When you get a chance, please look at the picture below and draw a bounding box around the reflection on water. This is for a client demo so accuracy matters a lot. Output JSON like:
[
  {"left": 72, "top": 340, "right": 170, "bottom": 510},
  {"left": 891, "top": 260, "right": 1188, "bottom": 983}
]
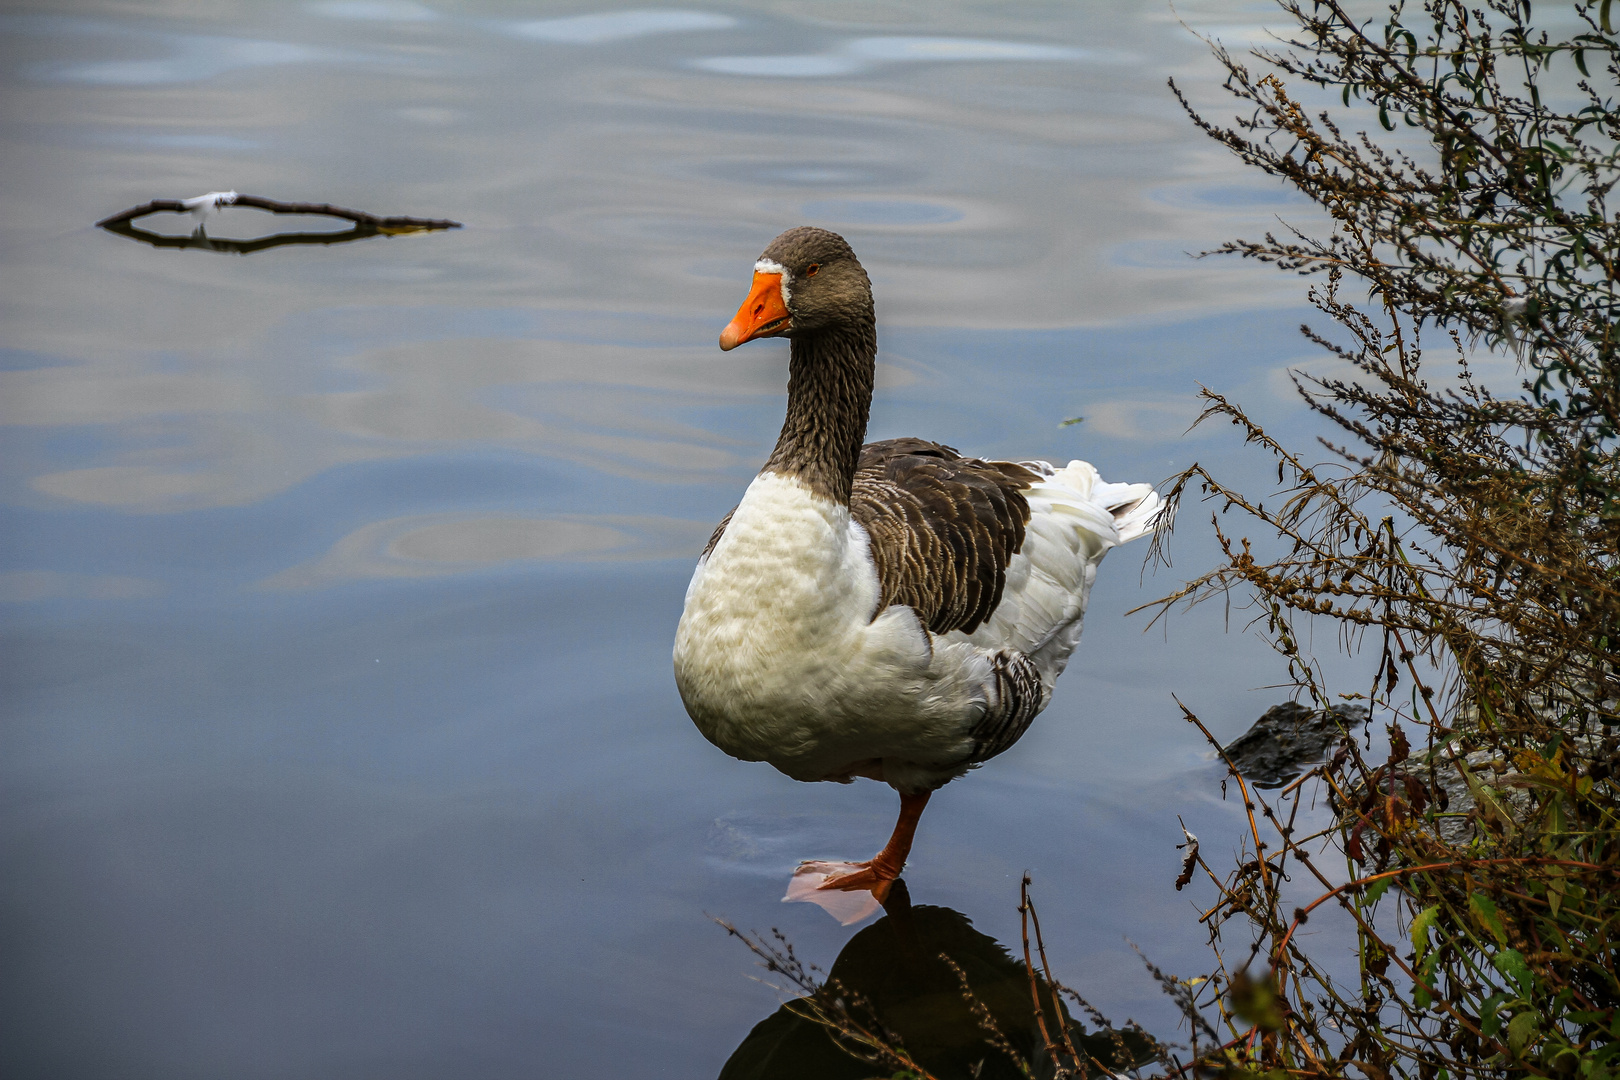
[
  {"left": 308, "top": 1, "right": 442, "bottom": 21},
  {"left": 503, "top": 9, "right": 738, "bottom": 43},
  {"left": 262, "top": 511, "right": 712, "bottom": 588},
  {"left": 7, "top": 16, "right": 354, "bottom": 86},
  {"left": 100, "top": 217, "right": 436, "bottom": 254},
  {"left": 721, "top": 881, "right": 1156, "bottom": 1079},
  {"left": 801, "top": 198, "right": 966, "bottom": 226},
  {"left": 691, "top": 35, "right": 1105, "bottom": 78}
]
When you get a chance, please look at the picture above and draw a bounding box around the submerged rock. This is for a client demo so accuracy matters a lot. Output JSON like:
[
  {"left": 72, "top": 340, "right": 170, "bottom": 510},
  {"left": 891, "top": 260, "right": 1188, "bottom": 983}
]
[{"left": 1222, "top": 702, "right": 1368, "bottom": 789}]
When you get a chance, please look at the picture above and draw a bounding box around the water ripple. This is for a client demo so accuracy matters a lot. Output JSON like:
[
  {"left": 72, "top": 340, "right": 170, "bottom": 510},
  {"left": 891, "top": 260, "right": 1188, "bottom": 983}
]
[
  {"left": 503, "top": 10, "right": 737, "bottom": 44},
  {"left": 28, "top": 33, "right": 352, "bottom": 86},
  {"left": 692, "top": 35, "right": 1109, "bottom": 78}
]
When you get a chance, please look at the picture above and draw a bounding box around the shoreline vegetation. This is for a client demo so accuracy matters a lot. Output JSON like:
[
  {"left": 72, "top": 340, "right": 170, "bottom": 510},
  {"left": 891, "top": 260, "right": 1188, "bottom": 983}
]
[{"left": 724, "top": 1, "right": 1619, "bottom": 1075}]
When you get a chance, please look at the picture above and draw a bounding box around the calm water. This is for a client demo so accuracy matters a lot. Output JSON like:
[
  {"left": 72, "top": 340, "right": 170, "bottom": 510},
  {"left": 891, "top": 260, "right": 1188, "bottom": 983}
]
[{"left": 3, "top": 3, "right": 1362, "bottom": 1076}]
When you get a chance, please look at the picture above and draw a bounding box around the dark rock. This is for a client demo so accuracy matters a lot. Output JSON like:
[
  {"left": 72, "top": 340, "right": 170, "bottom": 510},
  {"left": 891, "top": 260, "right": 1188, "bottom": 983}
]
[{"left": 1222, "top": 702, "right": 1368, "bottom": 789}]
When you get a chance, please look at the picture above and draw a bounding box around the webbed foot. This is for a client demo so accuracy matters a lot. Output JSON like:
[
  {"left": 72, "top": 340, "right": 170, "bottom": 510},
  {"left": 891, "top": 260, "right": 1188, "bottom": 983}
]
[{"left": 783, "top": 860, "right": 892, "bottom": 924}]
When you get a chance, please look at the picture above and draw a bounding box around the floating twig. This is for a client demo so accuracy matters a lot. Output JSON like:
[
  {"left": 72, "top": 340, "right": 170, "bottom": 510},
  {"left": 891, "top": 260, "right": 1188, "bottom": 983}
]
[{"left": 95, "top": 191, "right": 460, "bottom": 231}]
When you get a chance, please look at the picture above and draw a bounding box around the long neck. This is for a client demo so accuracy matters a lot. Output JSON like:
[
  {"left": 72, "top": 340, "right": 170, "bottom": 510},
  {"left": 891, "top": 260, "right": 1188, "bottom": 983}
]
[{"left": 761, "top": 322, "right": 876, "bottom": 506}]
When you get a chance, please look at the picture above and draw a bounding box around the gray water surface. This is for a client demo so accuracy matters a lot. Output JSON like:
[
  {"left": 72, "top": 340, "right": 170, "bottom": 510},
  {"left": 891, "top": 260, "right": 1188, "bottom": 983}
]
[{"left": 3, "top": 3, "right": 1359, "bottom": 1076}]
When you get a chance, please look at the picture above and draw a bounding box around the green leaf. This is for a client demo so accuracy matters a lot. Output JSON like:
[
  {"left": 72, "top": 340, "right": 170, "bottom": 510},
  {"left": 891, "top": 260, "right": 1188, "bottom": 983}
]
[
  {"left": 1481, "top": 992, "right": 1510, "bottom": 1038},
  {"left": 1471, "top": 891, "right": 1508, "bottom": 944},
  {"left": 1411, "top": 903, "right": 1441, "bottom": 962},
  {"left": 1605, "top": 0, "right": 1616, "bottom": 34},
  {"left": 1379, "top": 103, "right": 1395, "bottom": 131},
  {"left": 1413, "top": 953, "right": 1440, "bottom": 1008},
  {"left": 1494, "top": 949, "right": 1535, "bottom": 997},
  {"left": 1364, "top": 874, "right": 1393, "bottom": 906},
  {"left": 1507, "top": 1010, "right": 1539, "bottom": 1054}
]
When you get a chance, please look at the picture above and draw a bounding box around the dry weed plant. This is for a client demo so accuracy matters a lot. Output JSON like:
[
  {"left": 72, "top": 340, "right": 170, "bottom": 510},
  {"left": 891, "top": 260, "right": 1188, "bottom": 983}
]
[{"left": 1144, "top": 0, "right": 1620, "bottom": 1074}]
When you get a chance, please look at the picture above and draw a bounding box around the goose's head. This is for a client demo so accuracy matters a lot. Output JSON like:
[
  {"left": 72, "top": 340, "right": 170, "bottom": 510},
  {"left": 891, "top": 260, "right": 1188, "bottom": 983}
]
[{"left": 719, "top": 226, "right": 873, "bottom": 350}]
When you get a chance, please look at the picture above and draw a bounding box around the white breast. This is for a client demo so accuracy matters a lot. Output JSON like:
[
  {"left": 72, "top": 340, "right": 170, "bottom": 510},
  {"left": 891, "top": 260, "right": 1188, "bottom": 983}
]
[{"left": 673, "top": 472, "right": 985, "bottom": 782}]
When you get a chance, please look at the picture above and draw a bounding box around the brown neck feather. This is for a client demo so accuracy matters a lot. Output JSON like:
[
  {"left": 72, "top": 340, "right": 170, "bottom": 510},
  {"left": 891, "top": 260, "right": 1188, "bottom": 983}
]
[{"left": 761, "top": 322, "right": 876, "bottom": 505}]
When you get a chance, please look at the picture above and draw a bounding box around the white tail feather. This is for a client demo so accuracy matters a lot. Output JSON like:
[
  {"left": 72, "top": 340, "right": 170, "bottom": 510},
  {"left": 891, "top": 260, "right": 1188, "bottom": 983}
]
[{"left": 1108, "top": 488, "right": 1164, "bottom": 544}]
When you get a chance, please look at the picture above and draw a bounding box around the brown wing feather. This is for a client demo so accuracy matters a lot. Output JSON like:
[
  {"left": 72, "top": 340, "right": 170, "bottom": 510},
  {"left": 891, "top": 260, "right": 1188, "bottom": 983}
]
[{"left": 851, "top": 437, "right": 1038, "bottom": 635}]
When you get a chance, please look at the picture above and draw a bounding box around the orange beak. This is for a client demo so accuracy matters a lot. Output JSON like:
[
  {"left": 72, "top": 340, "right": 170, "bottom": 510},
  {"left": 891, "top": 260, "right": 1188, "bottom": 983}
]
[{"left": 719, "top": 272, "right": 791, "bottom": 351}]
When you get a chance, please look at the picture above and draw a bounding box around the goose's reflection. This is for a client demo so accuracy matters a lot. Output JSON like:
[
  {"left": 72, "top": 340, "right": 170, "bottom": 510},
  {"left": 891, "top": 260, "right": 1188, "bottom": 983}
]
[
  {"left": 721, "top": 880, "right": 1153, "bottom": 1079},
  {"left": 99, "top": 218, "right": 442, "bottom": 254}
]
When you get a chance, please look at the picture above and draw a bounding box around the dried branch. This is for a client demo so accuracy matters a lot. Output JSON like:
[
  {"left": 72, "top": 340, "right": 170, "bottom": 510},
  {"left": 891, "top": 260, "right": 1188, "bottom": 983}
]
[{"left": 95, "top": 192, "right": 460, "bottom": 231}]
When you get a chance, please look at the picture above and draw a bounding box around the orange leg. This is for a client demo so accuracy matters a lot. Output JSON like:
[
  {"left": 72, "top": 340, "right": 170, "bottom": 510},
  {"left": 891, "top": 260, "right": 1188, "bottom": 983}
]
[
  {"left": 817, "top": 789, "right": 932, "bottom": 892},
  {"left": 784, "top": 790, "right": 934, "bottom": 923}
]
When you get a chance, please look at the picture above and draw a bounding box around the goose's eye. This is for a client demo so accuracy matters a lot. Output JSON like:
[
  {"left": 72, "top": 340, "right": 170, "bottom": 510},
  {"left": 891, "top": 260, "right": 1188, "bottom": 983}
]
[{"left": 805, "top": 264, "right": 819, "bottom": 277}]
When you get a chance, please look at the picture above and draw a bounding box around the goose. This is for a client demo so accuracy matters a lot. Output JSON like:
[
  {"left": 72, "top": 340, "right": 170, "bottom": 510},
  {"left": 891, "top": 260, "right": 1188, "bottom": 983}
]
[{"left": 674, "top": 227, "right": 1162, "bottom": 921}]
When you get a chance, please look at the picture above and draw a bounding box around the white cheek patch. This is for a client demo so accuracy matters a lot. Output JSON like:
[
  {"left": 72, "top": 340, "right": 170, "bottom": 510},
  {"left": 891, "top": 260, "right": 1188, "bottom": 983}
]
[{"left": 755, "top": 258, "right": 792, "bottom": 306}]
